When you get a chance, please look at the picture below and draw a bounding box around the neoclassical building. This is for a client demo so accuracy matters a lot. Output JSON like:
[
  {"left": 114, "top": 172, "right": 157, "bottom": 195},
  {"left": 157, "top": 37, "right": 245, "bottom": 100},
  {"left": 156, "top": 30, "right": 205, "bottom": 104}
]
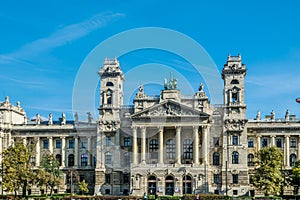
[{"left": 0, "top": 55, "right": 299, "bottom": 197}]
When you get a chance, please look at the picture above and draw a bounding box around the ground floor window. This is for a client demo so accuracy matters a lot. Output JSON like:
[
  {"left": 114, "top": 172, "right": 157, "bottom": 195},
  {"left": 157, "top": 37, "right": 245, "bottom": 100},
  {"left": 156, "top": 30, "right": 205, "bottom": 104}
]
[
  {"left": 148, "top": 175, "right": 157, "bottom": 194},
  {"left": 165, "top": 175, "right": 174, "bottom": 196},
  {"left": 182, "top": 175, "right": 192, "bottom": 194}
]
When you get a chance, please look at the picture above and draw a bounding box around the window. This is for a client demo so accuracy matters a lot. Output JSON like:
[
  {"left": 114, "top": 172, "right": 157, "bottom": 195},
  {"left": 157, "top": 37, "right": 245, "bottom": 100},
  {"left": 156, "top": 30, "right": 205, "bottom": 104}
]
[
  {"left": 232, "top": 135, "right": 239, "bottom": 145},
  {"left": 232, "top": 174, "right": 238, "bottom": 184},
  {"left": 30, "top": 156, "right": 36, "bottom": 166},
  {"left": 248, "top": 139, "right": 254, "bottom": 148},
  {"left": 81, "top": 154, "right": 88, "bottom": 166},
  {"left": 105, "top": 152, "right": 112, "bottom": 164},
  {"left": 290, "top": 154, "right": 297, "bottom": 167},
  {"left": 124, "top": 153, "right": 130, "bottom": 166},
  {"left": 231, "top": 79, "right": 239, "bottom": 84},
  {"left": 81, "top": 140, "right": 87, "bottom": 149},
  {"left": 123, "top": 174, "right": 130, "bottom": 183},
  {"left": 166, "top": 139, "right": 176, "bottom": 159},
  {"left": 105, "top": 174, "right": 111, "bottom": 184},
  {"left": 68, "top": 154, "right": 74, "bottom": 167},
  {"left": 106, "top": 82, "right": 114, "bottom": 86},
  {"left": 150, "top": 139, "right": 158, "bottom": 159},
  {"left": 248, "top": 154, "right": 254, "bottom": 166},
  {"left": 124, "top": 137, "right": 131, "bottom": 147},
  {"left": 106, "top": 136, "right": 111, "bottom": 146},
  {"left": 213, "top": 137, "right": 219, "bottom": 147},
  {"left": 183, "top": 139, "right": 193, "bottom": 159},
  {"left": 262, "top": 138, "right": 268, "bottom": 147},
  {"left": 55, "top": 139, "right": 61, "bottom": 149},
  {"left": 106, "top": 89, "right": 112, "bottom": 105},
  {"left": 213, "top": 174, "right": 219, "bottom": 184},
  {"left": 232, "top": 151, "right": 239, "bottom": 164},
  {"left": 233, "top": 190, "right": 238, "bottom": 196},
  {"left": 93, "top": 156, "right": 96, "bottom": 167},
  {"left": 276, "top": 138, "right": 283, "bottom": 148},
  {"left": 69, "top": 139, "right": 74, "bottom": 149},
  {"left": 291, "top": 139, "right": 297, "bottom": 148},
  {"left": 232, "top": 91, "right": 238, "bottom": 102},
  {"left": 214, "top": 190, "right": 219, "bottom": 194},
  {"left": 213, "top": 152, "right": 220, "bottom": 165},
  {"left": 43, "top": 139, "right": 49, "bottom": 149},
  {"left": 56, "top": 154, "right": 62, "bottom": 166}
]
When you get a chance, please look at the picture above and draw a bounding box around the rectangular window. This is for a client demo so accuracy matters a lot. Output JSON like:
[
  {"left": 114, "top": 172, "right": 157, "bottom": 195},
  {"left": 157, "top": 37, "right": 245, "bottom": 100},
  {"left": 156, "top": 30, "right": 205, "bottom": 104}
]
[
  {"left": 232, "top": 135, "right": 238, "bottom": 145},
  {"left": 262, "top": 138, "right": 268, "bottom": 147},
  {"left": 43, "top": 139, "right": 49, "bottom": 149},
  {"left": 69, "top": 139, "right": 74, "bottom": 149},
  {"left": 124, "top": 137, "right": 131, "bottom": 147},
  {"left": 248, "top": 139, "right": 254, "bottom": 148},
  {"left": 123, "top": 174, "right": 130, "bottom": 183},
  {"left": 81, "top": 139, "right": 87, "bottom": 148},
  {"left": 106, "top": 136, "right": 111, "bottom": 146},
  {"left": 233, "top": 190, "right": 238, "bottom": 196},
  {"left": 232, "top": 174, "right": 238, "bottom": 184},
  {"left": 213, "top": 174, "right": 219, "bottom": 184},
  {"left": 55, "top": 139, "right": 62, "bottom": 149},
  {"left": 291, "top": 139, "right": 297, "bottom": 148},
  {"left": 105, "top": 174, "right": 111, "bottom": 184},
  {"left": 276, "top": 138, "right": 282, "bottom": 148},
  {"left": 213, "top": 137, "right": 219, "bottom": 147}
]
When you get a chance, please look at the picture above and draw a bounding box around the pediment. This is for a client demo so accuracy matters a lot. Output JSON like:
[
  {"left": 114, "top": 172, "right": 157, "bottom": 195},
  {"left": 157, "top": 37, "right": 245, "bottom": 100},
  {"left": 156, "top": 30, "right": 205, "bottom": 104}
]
[{"left": 131, "top": 100, "right": 209, "bottom": 119}]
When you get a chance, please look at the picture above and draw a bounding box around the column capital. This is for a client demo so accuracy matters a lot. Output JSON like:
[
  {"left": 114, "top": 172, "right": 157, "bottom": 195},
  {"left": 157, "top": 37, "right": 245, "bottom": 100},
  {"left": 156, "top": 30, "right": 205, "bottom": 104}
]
[
  {"left": 157, "top": 126, "right": 163, "bottom": 132},
  {"left": 131, "top": 126, "right": 137, "bottom": 130},
  {"left": 60, "top": 136, "right": 66, "bottom": 139},
  {"left": 175, "top": 126, "right": 181, "bottom": 132},
  {"left": 285, "top": 135, "right": 290, "bottom": 138},
  {"left": 270, "top": 135, "right": 276, "bottom": 138}
]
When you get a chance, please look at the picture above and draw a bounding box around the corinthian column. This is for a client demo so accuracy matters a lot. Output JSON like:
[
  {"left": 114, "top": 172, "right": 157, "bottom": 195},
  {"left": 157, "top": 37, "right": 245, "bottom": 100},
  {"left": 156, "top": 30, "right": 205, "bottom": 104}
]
[
  {"left": 175, "top": 126, "right": 181, "bottom": 165},
  {"left": 48, "top": 137, "right": 53, "bottom": 154},
  {"left": 202, "top": 126, "right": 208, "bottom": 163},
  {"left": 132, "top": 127, "right": 138, "bottom": 165},
  {"left": 193, "top": 126, "right": 199, "bottom": 165},
  {"left": 74, "top": 137, "right": 79, "bottom": 167},
  {"left": 35, "top": 137, "right": 40, "bottom": 167},
  {"left": 158, "top": 127, "right": 164, "bottom": 165},
  {"left": 285, "top": 135, "right": 290, "bottom": 167},
  {"left": 61, "top": 137, "right": 66, "bottom": 167},
  {"left": 141, "top": 127, "right": 146, "bottom": 164}
]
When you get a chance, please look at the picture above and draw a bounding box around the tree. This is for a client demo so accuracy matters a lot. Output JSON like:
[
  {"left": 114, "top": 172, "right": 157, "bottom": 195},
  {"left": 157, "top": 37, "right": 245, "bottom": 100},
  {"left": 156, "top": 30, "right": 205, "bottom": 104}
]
[
  {"left": 292, "top": 160, "right": 300, "bottom": 194},
  {"left": 78, "top": 180, "right": 89, "bottom": 195},
  {"left": 37, "top": 153, "right": 62, "bottom": 197},
  {"left": 252, "top": 146, "right": 284, "bottom": 196},
  {"left": 1, "top": 142, "right": 37, "bottom": 197}
]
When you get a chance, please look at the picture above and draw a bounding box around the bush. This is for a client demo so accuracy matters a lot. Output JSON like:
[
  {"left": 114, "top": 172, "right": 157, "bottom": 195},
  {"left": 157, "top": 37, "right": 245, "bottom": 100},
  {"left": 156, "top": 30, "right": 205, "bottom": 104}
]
[{"left": 182, "top": 194, "right": 229, "bottom": 200}]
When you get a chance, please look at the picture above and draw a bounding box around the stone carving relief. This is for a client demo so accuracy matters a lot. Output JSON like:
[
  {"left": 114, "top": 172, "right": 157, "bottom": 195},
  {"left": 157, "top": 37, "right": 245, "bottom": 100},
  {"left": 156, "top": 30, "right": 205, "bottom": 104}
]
[
  {"left": 224, "top": 119, "right": 247, "bottom": 131},
  {"left": 100, "top": 120, "right": 120, "bottom": 131}
]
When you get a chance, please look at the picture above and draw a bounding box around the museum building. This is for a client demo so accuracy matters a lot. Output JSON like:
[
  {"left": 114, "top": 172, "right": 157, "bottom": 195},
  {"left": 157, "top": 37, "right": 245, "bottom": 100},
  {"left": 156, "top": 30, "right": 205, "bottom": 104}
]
[{"left": 0, "top": 55, "right": 299, "bottom": 196}]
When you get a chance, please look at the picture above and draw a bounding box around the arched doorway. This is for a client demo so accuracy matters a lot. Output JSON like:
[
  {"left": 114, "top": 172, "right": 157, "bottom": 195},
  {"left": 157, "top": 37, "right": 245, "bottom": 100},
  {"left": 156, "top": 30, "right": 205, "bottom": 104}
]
[
  {"left": 147, "top": 175, "right": 157, "bottom": 194},
  {"left": 165, "top": 175, "right": 174, "bottom": 195},
  {"left": 183, "top": 175, "right": 192, "bottom": 194}
]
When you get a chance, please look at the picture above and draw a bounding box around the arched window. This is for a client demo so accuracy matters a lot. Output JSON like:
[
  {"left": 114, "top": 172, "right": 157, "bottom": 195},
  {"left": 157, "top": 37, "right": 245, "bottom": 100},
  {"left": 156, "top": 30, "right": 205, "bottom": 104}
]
[
  {"left": 183, "top": 175, "right": 192, "bottom": 194},
  {"left": 106, "top": 82, "right": 114, "bottom": 86},
  {"left": 107, "top": 89, "right": 112, "bottom": 105},
  {"left": 68, "top": 154, "right": 74, "bottom": 167},
  {"left": 56, "top": 154, "right": 62, "bottom": 166},
  {"left": 248, "top": 154, "right": 254, "bottom": 166},
  {"left": 231, "top": 79, "right": 239, "bottom": 84},
  {"left": 213, "top": 152, "right": 220, "bottom": 165},
  {"left": 81, "top": 154, "right": 88, "bottom": 166},
  {"left": 149, "top": 139, "right": 158, "bottom": 159},
  {"left": 105, "top": 152, "right": 112, "bottom": 164},
  {"left": 166, "top": 139, "right": 175, "bottom": 159},
  {"left": 232, "top": 151, "right": 239, "bottom": 164},
  {"left": 290, "top": 154, "right": 297, "bottom": 167},
  {"left": 183, "top": 139, "right": 193, "bottom": 160},
  {"left": 165, "top": 176, "right": 174, "bottom": 196},
  {"left": 148, "top": 176, "right": 157, "bottom": 194}
]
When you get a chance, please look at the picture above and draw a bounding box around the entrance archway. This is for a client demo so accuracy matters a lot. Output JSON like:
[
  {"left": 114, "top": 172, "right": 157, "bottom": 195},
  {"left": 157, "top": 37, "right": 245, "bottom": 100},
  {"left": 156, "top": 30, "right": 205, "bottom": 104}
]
[
  {"left": 165, "top": 175, "right": 174, "bottom": 195},
  {"left": 148, "top": 175, "right": 157, "bottom": 194},
  {"left": 183, "top": 175, "right": 192, "bottom": 194}
]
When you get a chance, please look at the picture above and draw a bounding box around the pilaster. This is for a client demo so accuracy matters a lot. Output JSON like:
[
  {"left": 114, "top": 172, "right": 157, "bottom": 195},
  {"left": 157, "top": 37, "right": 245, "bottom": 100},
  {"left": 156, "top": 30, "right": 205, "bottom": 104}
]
[
  {"left": 193, "top": 126, "right": 199, "bottom": 165},
  {"left": 175, "top": 126, "right": 181, "bottom": 165},
  {"left": 132, "top": 127, "right": 138, "bottom": 165}
]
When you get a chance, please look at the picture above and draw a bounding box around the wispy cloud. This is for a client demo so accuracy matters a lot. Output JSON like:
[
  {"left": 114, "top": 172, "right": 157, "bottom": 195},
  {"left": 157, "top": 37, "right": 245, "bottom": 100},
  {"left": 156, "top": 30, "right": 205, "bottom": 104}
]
[{"left": 0, "top": 12, "right": 124, "bottom": 64}]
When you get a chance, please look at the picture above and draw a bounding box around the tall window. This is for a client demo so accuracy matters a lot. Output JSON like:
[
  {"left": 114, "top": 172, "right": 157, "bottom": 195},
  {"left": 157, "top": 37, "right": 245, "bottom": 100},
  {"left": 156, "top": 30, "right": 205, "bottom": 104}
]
[
  {"left": 290, "top": 154, "right": 297, "bottom": 167},
  {"left": 248, "top": 139, "right": 254, "bottom": 148},
  {"left": 232, "top": 135, "right": 239, "bottom": 145},
  {"left": 81, "top": 140, "right": 87, "bottom": 149},
  {"left": 106, "top": 136, "right": 111, "bottom": 146},
  {"left": 166, "top": 139, "right": 175, "bottom": 159},
  {"left": 81, "top": 154, "right": 88, "bottom": 166},
  {"left": 276, "top": 138, "right": 283, "bottom": 148},
  {"left": 213, "top": 137, "right": 219, "bottom": 147},
  {"left": 124, "top": 153, "right": 130, "bottom": 166},
  {"left": 213, "top": 174, "right": 219, "bottom": 184},
  {"left": 105, "top": 152, "right": 112, "bottom": 164},
  {"left": 248, "top": 154, "right": 254, "bottom": 166},
  {"left": 124, "top": 137, "right": 131, "bottom": 147},
  {"left": 150, "top": 139, "right": 158, "bottom": 159},
  {"left": 213, "top": 152, "right": 220, "bottom": 165},
  {"left": 55, "top": 139, "right": 62, "bottom": 149},
  {"left": 232, "top": 174, "right": 238, "bottom": 184},
  {"left": 232, "top": 151, "right": 239, "bottom": 164},
  {"left": 43, "top": 139, "right": 49, "bottom": 149},
  {"left": 291, "top": 139, "right": 297, "bottom": 148},
  {"left": 105, "top": 174, "right": 111, "bottom": 184},
  {"left": 183, "top": 139, "right": 193, "bottom": 159},
  {"left": 68, "top": 154, "right": 74, "bottom": 167},
  {"left": 56, "top": 154, "right": 62, "bottom": 166},
  {"left": 69, "top": 139, "right": 75, "bottom": 149},
  {"left": 262, "top": 138, "right": 268, "bottom": 147}
]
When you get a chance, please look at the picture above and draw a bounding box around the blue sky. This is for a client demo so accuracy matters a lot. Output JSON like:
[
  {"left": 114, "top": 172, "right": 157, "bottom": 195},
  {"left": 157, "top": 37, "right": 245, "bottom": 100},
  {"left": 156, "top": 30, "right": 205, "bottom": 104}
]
[{"left": 0, "top": 0, "right": 300, "bottom": 120}]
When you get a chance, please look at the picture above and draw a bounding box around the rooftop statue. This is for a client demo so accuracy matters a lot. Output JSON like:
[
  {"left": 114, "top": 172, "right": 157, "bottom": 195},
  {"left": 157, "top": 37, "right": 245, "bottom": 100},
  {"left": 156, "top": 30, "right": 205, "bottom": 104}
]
[{"left": 164, "top": 72, "right": 177, "bottom": 90}]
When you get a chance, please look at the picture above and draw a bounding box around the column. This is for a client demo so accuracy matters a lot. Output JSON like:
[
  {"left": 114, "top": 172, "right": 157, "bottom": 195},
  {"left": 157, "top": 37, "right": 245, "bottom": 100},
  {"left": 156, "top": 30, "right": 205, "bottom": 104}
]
[
  {"left": 158, "top": 127, "right": 164, "bottom": 165},
  {"left": 132, "top": 127, "right": 138, "bottom": 165},
  {"left": 49, "top": 137, "right": 53, "bottom": 154},
  {"left": 74, "top": 137, "right": 79, "bottom": 167},
  {"left": 88, "top": 136, "right": 92, "bottom": 166},
  {"left": 22, "top": 137, "right": 27, "bottom": 146},
  {"left": 256, "top": 135, "right": 261, "bottom": 151},
  {"left": 61, "top": 137, "right": 66, "bottom": 167},
  {"left": 285, "top": 135, "right": 290, "bottom": 167},
  {"left": 35, "top": 137, "right": 40, "bottom": 167},
  {"left": 271, "top": 135, "right": 276, "bottom": 147},
  {"left": 193, "top": 126, "right": 199, "bottom": 165},
  {"left": 141, "top": 127, "right": 146, "bottom": 163},
  {"left": 202, "top": 126, "right": 208, "bottom": 163},
  {"left": 175, "top": 126, "right": 181, "bottom": 165},
  {"left": 0, "top": 133, "right": 3, "bottom": 163},
  {"left": 298, "top": 136, "right": 300, "bottom": 160}
]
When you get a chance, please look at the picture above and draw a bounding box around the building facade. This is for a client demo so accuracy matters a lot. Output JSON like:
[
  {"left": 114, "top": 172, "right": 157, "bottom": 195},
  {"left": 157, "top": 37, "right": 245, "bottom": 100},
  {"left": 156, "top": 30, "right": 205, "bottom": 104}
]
[{"left": 0, "top": 55, "right": 299, "bottom": 196}]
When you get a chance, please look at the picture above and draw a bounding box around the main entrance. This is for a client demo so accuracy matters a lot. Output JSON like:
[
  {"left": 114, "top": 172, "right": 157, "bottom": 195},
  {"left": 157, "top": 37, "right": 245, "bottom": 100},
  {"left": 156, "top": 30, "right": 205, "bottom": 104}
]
[{"left": 165, "top": 176, "right": 174, "bottom": 195}]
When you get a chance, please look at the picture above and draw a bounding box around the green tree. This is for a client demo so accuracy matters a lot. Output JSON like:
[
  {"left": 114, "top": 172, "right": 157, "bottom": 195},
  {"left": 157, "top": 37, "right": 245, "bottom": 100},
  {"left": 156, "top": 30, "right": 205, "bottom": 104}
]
[
  {"left": 1, "top": 142, "right": 37, "bottom": 197},
  {"left": 292, "top": 160, "right": 300, "bottom": 193},
  {"left": 38, "top": 153, "right": 62, "bottom": 197},
  {"left": 78, "top": 180, "right": 89, "bottom": 195},
  {"left": 252, "top": 146, "right": 284, "bottom": 196}
]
